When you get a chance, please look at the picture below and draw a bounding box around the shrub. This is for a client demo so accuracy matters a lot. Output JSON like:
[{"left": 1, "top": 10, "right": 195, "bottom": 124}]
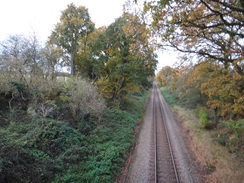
[
  {"left": 0, "top": 118, "right": 87, "bottom": 183},
  {"left": 52, "top": 92, "right": 148, "bottom": 182},
  {"left": 198, "top": 106, "right": 214, "bottom": 129},
  {"left": 0, "top": 72, "right": 148, "bottom": 182},
  {"left": 59, "top": 77, "right": 105, "bottom": 128},
  {"left": 220, "top": 119, "right": 244, "bottom": 138},
  {"left": 213, "top": 132, "right": 228, "bottom": 146},
  {"left": 160, "top": 87, "right": 179, "bottom": 105},
  {"left": 220, "top": 119, "right": 244, "bottom": 154}
]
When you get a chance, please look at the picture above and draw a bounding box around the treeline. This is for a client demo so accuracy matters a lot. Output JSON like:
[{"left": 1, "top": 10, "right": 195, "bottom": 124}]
[
  {"left": 153, "top": 0, "right": 243, "bottom": 156},
  {"left": 0, "top": 3, "right": 156, "bottom": 182},
  {"left": 0, "top": 3, "right": 157, "bottom": 108},
  {"left": 156, "top": 63, "right": 243, "bottom": 121},
  {"left": 156, "top": 61, "right": 244, "bottom": 159}
]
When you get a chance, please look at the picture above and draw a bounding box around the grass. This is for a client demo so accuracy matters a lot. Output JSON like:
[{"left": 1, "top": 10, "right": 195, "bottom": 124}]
[
  {"left": 160, "top": 87, "right": 243, "bottom": 183},
  {"left": 173, "top": 105, "right": 244, "bottom": 183}
]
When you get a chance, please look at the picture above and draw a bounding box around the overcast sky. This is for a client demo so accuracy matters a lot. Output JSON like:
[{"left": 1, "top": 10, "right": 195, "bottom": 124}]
[
  {"left": 0, "top": 0, "right": 126, "bottom": 42},
  {"left": 0, "top": 0, "right": 176, "bottom": 70}
]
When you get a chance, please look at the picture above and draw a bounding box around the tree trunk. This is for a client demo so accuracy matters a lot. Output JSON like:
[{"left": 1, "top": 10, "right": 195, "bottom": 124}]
[
  {"left": 71, "top": 52, "right": 75, "bottom": 75},
  {"left": 214, "top": 108, "right": 218, "bottom": 124}
]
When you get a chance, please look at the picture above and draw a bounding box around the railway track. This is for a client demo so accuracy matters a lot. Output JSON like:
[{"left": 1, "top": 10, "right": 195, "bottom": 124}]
[{"left": 152, "top": 84, "right": 180, "bottom": 183}]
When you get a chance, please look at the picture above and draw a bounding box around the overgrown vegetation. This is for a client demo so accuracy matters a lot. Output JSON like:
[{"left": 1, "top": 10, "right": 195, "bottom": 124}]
[
  {"left": 154, "top": 0, "right": 243, "bottom": 161},
  {"left": 48, "top": 4, "right": 157, "bottom": 107},
  {"left": 158, "top": 87, "right": 179, "bottom": 106},
  {"left": 0, "top": 75, "right": 149, "bottom": 182},
  {"left": 161, "top": 87, "right": 244, "bottom": 159},
  {"left": 161, "top": 88, "right": 244, "bottom": 182},
  {"left": 0, "top": 3, "right": 154, "bottom": 181}
]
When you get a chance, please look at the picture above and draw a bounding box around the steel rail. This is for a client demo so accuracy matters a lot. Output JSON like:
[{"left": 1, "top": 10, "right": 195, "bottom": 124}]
[
  {"left": 153, "top": 84, "right": 180, "bottom": 183},
  {"left": 153, "top": 86, "right": 158, "bottom": 183}
]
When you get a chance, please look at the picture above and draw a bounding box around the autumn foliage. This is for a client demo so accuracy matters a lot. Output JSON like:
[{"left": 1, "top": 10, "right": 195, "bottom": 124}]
[
  {"left": 145, "top": 0, "right": 244, "bottom": 75},
  {"left": 0, "top": 3, "right": 157, "bottom": 182},
  {"left": 157, "top": 61, "right": 244, "bottom": 119},
  {"left": 149, "top": 0, "right": 243, "bottom": 122}
]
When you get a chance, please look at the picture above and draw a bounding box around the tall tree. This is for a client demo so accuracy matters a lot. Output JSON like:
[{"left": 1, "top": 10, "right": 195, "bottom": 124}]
[
  {"left": 41, "top": 42, "right": 63, "bottom": 80},
  {"left": 156, "top": 66, "right": 174, "bottom": 86},
  {"left": 144, "top": 0, "right": 244, "bottom": 75},
  {"left": 0, "top": 35, "right": 28, "bottom": 82},
  {"left": 49, "top": 3, "right": 95, "bottom": 75},
  {"left": 185, "top": 61, "right": 244, "bottom": 118},
  {"left": 0, "top": 34, "right": 44, "bottom": 81},
  {"left": 26, "top": 32, "right": 42, "bottom": 76},
  {"left": 96, "top": 13, "right": 157, "bottom": 106},
  {"left": 75, "top": 27, "right": 107, "bottom": 80}
]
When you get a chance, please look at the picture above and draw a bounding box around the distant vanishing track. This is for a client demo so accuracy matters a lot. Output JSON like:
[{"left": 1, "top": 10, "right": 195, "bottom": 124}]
[
  {"left": 152, "top": 84, "right": 180, "bottom": 183},
  {"left": 126, "top": 83, "right": 201, "bottom": 183}
]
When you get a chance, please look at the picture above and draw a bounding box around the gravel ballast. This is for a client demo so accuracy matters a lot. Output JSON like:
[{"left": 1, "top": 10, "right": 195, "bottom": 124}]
[{"left": 126, "top": 88, "right": 201, "bottom": 182}]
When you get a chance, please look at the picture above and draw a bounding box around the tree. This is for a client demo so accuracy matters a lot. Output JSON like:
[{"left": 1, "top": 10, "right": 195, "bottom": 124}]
[
  {"left": 0, "top": 34, "right": 44, "bottom": 81},
  {"left": 122, "top": 13, "right": 158, "bottom": 88},
  {"left": 75, "top": 27, "right": 107, "bottom": 80},
  {"left": 26, "top": 32, "right": 42, "bottom": 77},
  {"left": 96, "top": 13, "right": 157, "bottom": 106},
  {"left": 50, "top": 3, "right": 95, "bottom": 75},
  {"left": 195, "top": 62, "right": 244, "bottom": 118},
  {"left": 172, "top": 61, "right": 244, "bottom": 119},
  {"left": 144, "top": 0, "right": 244, "bottom": 75},
  {"left": 156, "top": 66, "right": 174, "bottom": 86},
  {"left": 0, "top": 35, "right": 28, "bottom": 82},
  {"left": 41, "top": 42, "right": 63, "bottom": 80}
]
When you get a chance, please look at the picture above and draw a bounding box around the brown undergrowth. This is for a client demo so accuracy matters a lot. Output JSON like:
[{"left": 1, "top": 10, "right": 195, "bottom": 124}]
[{"left": 173, "top": 106, "right": 244, "bottom": 183}]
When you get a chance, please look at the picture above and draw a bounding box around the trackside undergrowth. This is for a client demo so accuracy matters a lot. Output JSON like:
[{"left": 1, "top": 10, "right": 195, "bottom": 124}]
[
  {"left": 0, "top": 88, "right": 149, "bottom": 183},
  {"left": 161, "top": 87, "right": 244, "bottom": 183}
]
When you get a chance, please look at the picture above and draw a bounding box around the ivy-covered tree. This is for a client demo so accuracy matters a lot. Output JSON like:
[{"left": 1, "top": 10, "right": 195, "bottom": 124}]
[{"left": 49, "top": 3, "right": 95, "bottom": 75}]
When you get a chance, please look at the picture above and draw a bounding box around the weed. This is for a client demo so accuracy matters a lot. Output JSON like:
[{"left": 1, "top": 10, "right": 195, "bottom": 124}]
[
  {"left": 212, "top": 132, "right": 228, "bottom": 146},
  {"left": 197, "top": 106, "right": 216, "bottom": 129},
  {"left": 205, "top": 162, "right": 216, "bottom": 174}
]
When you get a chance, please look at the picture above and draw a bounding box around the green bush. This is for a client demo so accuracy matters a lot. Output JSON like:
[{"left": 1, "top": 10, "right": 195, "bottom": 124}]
[
  {"left": 0, "top": 118, "right": 87, "bottom": 183},
  {"left": 52, "top": 93, "right": 148, "bottom": 182},
  {"left": 220, "top": 119, "right": 244, "bottom": 154},
  {"left": 198, "top": 106, "right": 208, "bottom": 128},
  {"left": 198, "top": 106, "right": 214, "bottom": 129},
  {"left": 52, "top": 108, "right": 138, "bottom": 182},
  {"left": 220, "top": 119, "right": 244, "bottom": 138},
  {"left": 161, "top": 87, "right": 179, "bottom": 105},
  {"left": 213, "top": 132, "right": 228, "bottom": 146},
  {"left": 210, "top": 120, "right": 244, "bottom": 155}
]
